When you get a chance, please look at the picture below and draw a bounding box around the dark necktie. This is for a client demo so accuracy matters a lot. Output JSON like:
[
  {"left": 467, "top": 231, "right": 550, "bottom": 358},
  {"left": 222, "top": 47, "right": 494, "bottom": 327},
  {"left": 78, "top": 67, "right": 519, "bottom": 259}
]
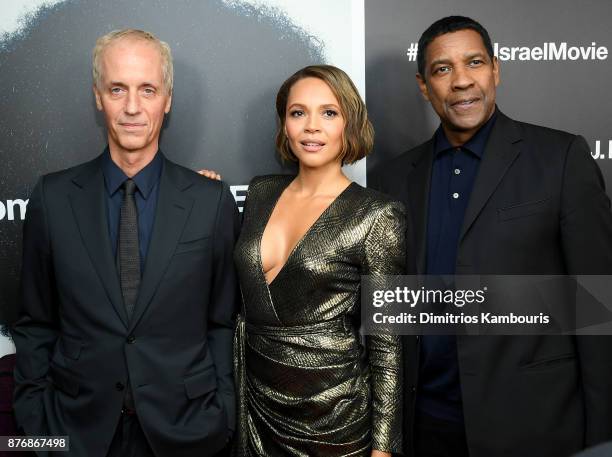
[{"left": 118, "top": 179, "right": 140, "bottom": 320}]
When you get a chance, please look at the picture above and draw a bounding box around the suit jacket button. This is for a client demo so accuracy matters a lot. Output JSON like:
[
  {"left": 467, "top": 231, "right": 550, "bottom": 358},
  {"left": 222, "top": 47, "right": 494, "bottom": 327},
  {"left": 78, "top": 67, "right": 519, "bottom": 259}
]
[
  {"left": 127, "top": 335, "right": 136, "bottom": 344},
  {"left": 116, "top": 382, "right": 125, "bottom": 391}
]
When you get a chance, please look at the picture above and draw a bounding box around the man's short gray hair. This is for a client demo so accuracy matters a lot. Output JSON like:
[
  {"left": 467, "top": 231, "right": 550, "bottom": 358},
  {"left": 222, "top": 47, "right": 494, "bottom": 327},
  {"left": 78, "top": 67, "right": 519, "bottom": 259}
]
[{"left": 92, "top": 29, "right": 173, "bottom": 94}]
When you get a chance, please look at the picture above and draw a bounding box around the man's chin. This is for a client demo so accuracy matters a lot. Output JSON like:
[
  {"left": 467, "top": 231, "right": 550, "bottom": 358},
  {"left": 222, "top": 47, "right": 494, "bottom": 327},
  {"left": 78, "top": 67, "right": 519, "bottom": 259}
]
[
  {"left": 447, "top": 115, "right": 487, "bottom": 133},
  {"left": 115, "top": 140, "right": 153, "bottom": 153}
]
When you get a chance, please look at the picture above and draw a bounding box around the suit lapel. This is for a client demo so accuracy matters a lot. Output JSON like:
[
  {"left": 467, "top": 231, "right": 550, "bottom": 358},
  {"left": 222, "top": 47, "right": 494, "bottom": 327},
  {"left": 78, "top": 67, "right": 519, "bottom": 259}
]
[
  {"left": 128, "top": 158, "right": 194, "bottom": 332},
  {"left": 405, "top": 141, "right": 434, "bottom": 274},
  {"left": 69, "top": 156, "right": 128, "bottom": 327},
  {"left": 459, "top": 112, "right": 523, "bottom": 241}
]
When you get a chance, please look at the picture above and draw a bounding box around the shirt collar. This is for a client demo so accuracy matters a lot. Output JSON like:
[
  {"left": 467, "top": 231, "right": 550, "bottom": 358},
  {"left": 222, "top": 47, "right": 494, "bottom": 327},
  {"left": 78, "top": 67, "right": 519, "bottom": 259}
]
[
  {"left": 102, "top": 147, "right": 163, "bottom": 199},
  {"left": 433, "top": 107, "right": 498, "bottom": 159}
]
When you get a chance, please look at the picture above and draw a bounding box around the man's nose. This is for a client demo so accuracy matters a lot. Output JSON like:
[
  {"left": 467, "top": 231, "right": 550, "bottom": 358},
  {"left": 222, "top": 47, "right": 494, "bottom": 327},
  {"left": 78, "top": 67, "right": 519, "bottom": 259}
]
[
  {"left": 124, "top": 91, "right": 141, "bottom": 115},
  {"left": 451, "top": 66, "right": 475, "bottom": 90}
]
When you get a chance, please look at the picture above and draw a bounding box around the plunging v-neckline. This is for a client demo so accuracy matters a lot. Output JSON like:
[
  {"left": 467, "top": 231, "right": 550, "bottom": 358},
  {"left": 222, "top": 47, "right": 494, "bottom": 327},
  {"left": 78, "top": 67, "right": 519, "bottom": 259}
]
[{"left": 259, "top": 179, "right": 354, "bottom": 288}]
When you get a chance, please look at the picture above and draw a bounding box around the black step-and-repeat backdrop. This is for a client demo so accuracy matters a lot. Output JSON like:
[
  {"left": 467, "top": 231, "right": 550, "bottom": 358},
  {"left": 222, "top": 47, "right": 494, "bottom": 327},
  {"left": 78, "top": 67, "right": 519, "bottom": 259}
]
[{"left": 1, "top": 0, "right": 610, "bottom": 352}]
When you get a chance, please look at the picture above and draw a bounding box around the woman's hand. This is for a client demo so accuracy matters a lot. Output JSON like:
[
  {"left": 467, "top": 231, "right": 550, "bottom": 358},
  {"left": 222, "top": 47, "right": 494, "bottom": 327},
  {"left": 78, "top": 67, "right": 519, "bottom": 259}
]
[
  {"left": 371, "top": 450, "right": 392, "bottom": 457},
  {"left": 197, "top": 169, "right": 222, "bottom": 180}
]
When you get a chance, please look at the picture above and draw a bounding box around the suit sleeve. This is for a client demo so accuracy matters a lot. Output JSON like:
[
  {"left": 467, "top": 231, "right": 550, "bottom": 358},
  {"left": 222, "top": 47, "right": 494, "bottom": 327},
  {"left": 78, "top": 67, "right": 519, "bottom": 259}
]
[
  {"left": 208, "top": 182, "right": 240, "bottom": 434},
  {"left": 363, "top": 201, "right": 406, "bottom": 454},
  {"left": 560, "top": 135, "right": 612, "bottom": 445},
  {"left": 11, "top": 176, "right": 58, "bottom": 436}
]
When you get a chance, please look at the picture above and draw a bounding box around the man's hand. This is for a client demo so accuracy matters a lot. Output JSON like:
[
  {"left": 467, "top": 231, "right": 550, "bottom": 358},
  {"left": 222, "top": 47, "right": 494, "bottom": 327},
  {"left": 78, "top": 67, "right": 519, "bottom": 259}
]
[{"left": 197, "top": 169, "right": 222, "bottom": 180}]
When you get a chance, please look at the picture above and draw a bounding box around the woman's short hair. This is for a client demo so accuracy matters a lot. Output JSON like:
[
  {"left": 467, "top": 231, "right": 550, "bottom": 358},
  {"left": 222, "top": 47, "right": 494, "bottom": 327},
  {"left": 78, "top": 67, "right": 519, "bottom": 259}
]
[
  {"left": 275, "top": 65, "right": 374, "bottom": 165},
  {"left": 93, "top": 29, "right": 173, "bottom": 95}
]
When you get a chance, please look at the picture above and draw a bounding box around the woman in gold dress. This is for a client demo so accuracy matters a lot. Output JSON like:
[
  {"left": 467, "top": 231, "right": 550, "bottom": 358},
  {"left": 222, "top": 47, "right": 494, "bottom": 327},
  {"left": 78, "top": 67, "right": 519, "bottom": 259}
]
[{"left": 233, "top": 65, "right": 406, "bottom": 456}]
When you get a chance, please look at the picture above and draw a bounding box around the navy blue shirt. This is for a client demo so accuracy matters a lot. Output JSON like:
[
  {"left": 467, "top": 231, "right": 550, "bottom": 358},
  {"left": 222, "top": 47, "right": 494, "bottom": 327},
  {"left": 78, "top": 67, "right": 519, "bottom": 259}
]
[
  {"left": 418, "top": 112, "right": 497, "bottom": 422},
  {"left": 102, "top": 149, "right": 163, "bottom": 273}
]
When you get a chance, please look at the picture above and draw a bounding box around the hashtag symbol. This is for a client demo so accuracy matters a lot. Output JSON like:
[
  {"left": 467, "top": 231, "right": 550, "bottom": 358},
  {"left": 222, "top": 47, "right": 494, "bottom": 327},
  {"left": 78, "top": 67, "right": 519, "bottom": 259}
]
[{"left": 406, "top": 42, "right": 418, "bottom": 61}]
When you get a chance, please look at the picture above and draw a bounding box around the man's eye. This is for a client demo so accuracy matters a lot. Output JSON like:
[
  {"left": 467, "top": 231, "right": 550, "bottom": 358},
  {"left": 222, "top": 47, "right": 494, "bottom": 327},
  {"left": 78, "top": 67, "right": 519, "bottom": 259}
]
[
  {"left": 323, "top": 109, "right": 338, "bottom": 118},
  {"left": 110, "top": 87, "right": 123, "bottom": 94},
  {"left": 143, "top": 88, "right": 155, "bottom": 95},
  {"left": 434, "top": 66, "right": 451, "bottom": 74},
  {"left": 469, "top": 59, "right": 483, "bottom": 66}
]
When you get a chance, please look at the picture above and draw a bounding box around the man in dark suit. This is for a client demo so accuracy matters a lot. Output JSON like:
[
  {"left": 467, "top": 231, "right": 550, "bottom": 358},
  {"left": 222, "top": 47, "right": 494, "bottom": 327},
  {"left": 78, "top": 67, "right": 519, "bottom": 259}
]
[
  {"left": 370, "top": 16, "right": 612, "bottom": 457},
  {"left": 12, "top": 29, "right": 238, "bottom": 457}
]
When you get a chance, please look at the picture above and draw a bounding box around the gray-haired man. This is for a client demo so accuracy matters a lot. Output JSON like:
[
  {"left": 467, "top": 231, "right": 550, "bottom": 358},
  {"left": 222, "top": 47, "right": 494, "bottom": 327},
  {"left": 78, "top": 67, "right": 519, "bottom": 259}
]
[{"left": 13, "top": 29, "right": 238, "bottom": 457}]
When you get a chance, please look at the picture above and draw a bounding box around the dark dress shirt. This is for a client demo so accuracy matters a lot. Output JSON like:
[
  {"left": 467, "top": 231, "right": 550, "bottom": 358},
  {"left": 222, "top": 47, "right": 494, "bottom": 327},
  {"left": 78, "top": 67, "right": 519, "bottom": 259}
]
[
  {"left": 418, "top": 111, "right": 498, "bottom": 423},
  {"left": 102, "top": 148, "right": 163, "bottom": 274}
]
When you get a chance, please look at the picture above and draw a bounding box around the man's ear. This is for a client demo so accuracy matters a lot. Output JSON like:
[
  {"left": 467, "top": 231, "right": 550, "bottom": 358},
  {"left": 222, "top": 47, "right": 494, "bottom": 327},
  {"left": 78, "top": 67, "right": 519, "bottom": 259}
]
[
  {"left": 164, "top": 93, "right": 172, "bottom": 114},
  {"left": 416, "top": 73, "right": 430, "bottom": 101},
  {"left": 492, "top": 56, "right": 501, "bottom": 87},
  {"left": 93, "top": 85, "right": 103, "bottom": 111}
]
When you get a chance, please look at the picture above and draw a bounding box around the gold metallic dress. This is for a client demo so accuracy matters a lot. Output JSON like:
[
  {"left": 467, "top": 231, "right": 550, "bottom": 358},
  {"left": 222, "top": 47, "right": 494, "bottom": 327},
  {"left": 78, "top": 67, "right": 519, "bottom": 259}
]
[{"left": 233, "top": 175, "right": 405, "bottom": 456}]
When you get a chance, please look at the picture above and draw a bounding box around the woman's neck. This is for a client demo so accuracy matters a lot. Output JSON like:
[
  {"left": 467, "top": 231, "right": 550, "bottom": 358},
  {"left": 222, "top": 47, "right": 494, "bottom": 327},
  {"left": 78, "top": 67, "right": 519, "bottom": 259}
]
[{"left": 291, "top": 162, "right": 351, "bottom": 197}]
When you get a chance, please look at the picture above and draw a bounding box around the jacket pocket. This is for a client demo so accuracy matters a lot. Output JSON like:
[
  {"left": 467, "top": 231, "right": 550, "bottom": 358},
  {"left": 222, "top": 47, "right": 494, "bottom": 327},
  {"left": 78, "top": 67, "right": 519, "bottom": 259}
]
[
  {"left": 174, "top": 236, "right": 210, "bottom": 255},
  {"left": 184, "top": 365, "right": 217, "bottom": 399},
  {"left": 520, "top": 353, "right": 576, "bottom": 371},
  {"left": 498, "top": 197, "right": 551, "bottom": 221},
  {"left": 49, "top": 362, "right": 79, "bottom": 397}
]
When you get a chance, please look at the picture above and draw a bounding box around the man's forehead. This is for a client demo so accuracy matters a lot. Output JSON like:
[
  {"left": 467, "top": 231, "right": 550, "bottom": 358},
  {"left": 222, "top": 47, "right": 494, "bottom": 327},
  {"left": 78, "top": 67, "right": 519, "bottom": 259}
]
[
  {"left": 427, "top": 30, "right": 487, "bottom": 59},
  {"left": 98, "top": 42, "right": 164, "bottom": 88}
]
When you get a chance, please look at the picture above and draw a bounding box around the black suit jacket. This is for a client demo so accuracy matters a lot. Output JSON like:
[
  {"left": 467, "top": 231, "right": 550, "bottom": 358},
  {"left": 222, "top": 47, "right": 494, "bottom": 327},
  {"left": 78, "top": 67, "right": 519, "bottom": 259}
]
[
  {"left": 12, "top": 153, "right": 239, "bottom": 457},
  {"left": 370, "top": 112, "right": 612, "bottom": 457}
]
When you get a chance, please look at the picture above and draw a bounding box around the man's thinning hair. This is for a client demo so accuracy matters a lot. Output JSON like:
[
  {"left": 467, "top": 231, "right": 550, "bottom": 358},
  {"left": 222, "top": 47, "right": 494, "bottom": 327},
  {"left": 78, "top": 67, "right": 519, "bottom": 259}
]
[
  {"left": 417, "top": 16, "right": 494, "bottom": 79},
  {"left": 92, "top": 29, "right": 173, "bottom": 94}
]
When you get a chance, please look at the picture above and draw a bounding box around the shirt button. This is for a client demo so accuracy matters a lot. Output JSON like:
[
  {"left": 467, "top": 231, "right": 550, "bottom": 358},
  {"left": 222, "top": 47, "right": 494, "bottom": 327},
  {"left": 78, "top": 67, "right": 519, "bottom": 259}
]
[
  {"left": 127, "top": 335, "right": 136, "bottom": 344},
  {"left": 452, "top": 192, "right": 460, "bottom": 199},
  {"left": 454, "top": 168, "right": 461, "bottom": 175}
]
